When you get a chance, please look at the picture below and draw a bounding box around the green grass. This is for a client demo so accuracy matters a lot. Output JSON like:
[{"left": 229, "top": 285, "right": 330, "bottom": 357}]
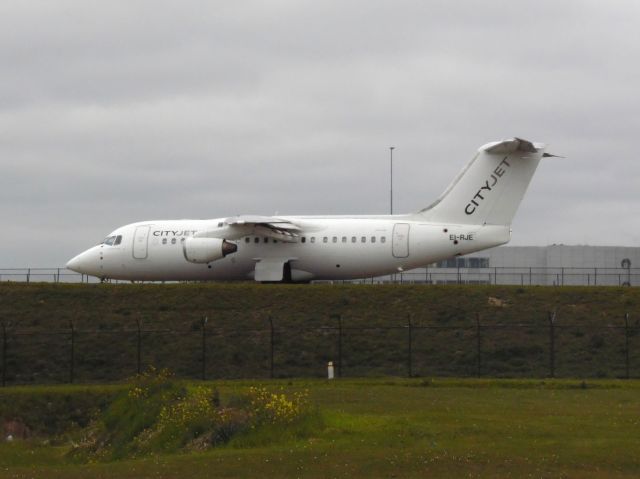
[
  {"left": 0, "top": 283, "right": 639, "bottom": 382},
  {"left": 1, "top": 378, "right": 640, "bottom": 478}
]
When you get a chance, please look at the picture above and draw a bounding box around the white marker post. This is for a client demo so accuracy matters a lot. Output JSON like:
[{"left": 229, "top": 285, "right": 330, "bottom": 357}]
[{"left": 327, "top": 361, "right": 334, "bottom": 380}]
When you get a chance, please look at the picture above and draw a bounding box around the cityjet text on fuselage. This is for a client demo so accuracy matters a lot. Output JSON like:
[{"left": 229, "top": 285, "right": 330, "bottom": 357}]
[{"left": 152, "top": 230, "right": 199, "bottom": 237}]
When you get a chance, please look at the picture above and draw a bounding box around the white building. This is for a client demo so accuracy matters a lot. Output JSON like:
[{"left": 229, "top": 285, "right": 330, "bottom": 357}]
[{"left": 387, "top": 245, "right": 639, "bottom": 286}]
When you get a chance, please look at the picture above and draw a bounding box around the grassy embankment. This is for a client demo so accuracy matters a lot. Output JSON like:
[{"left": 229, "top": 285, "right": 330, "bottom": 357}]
[
  {"left": 0, "top": 283, "right": 639, "bottom": 382},
  {"left": 1, "top": 378, "right": 639, "bottom": 478}
]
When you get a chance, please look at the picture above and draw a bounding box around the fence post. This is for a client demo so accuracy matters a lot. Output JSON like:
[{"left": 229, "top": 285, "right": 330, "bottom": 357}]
[
  {"left": 1, "top": 321, "right": 6, "bottom": 387},
  {"left": 337, "top": 315, "right": 343, "bottom": 378},
  {"left": 69, "top": 320, "right": 75, "bottom": 384},
  {"left": 624, "top": 313, "right": 630, "bottom": 380},
  {"left": 201, "top": 316, "right": 208, "bottom": 380},
  {"left": 548, "top": 311, "right": 556, "bottom": 378},
  {"left": 407, "top": 315, "right": 413, "bottom": 378},
  {"left": 136, "top": 318, "right": 142, "bottom": 375},
  {"left": 476, "top": 313, "right": 482, "bottom": 377},
  {"left": 268, "top": 316, "right": 274, "bottom": 379},
  {"left": 27, "top": 268, "right": 31, "bottom": 284}
]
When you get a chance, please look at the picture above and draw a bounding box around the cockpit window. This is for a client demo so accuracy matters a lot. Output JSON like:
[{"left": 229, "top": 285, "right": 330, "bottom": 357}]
[{"left": 102, "top": 235, "right": 122, "bottom": 246}]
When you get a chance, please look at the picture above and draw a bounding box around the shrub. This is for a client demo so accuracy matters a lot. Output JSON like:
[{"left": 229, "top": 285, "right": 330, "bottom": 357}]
[
  {"left": 76, "top": 367, "right": 183, "bottom": 460},
  {"left": 72, "top": 369, "right": 314, "bottom": 461},
  {"left": 246, "top": 387, "right": 309, "bottom": 426}
]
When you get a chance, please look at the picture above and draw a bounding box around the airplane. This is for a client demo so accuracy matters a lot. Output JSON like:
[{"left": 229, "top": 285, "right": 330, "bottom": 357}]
[{"left": 66, "top": 138, "right": 552, "bottom": 283}]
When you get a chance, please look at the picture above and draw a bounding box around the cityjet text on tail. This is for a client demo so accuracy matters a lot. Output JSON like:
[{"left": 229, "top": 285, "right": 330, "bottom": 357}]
[{"left": 67, "top": 138, "right": 552, "bottom": 283}]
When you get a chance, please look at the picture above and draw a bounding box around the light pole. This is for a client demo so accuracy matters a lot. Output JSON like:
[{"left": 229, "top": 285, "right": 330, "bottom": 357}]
[
  {"left": 389, "top": 146, "right": 395, "bottom": 215},
  {"left": 389, "top": 146, "right": 395, "bottom": 283}
]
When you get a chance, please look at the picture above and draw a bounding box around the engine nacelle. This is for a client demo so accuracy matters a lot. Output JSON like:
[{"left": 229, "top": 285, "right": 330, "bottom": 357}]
[{"left": 182, "top": 237, "right": 238, "bottom": 264}]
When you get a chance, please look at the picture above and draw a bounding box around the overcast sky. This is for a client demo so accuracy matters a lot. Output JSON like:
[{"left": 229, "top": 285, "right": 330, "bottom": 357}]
[{"left": 1, "top": 0, "right": 639, "bottom": 267}]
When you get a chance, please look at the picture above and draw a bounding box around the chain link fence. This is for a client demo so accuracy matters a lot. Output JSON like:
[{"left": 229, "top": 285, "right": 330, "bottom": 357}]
[
  {"left": 1, "top": 312, "right": 638, "bottom": 385},
  {"left": 1, "top": 266, "right": 637, "bottom": 286}
]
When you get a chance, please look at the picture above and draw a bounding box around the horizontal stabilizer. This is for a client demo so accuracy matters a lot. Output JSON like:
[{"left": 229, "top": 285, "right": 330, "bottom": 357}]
[{"left": 484, "top": 137, "right": 538, "bottom": 154}]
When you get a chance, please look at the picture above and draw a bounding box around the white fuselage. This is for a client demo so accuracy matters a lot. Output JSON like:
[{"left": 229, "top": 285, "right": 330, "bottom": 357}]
[{"left": 68, "top": 216, "right": 510, "bottom": 282}]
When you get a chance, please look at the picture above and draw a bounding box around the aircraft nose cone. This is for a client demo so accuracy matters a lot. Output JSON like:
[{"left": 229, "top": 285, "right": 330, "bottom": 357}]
[
  {"left": 66, "top": 253, "right": 87, "bottom": 273},
  {"left": 65, "top": 255, "right": 80, "bottom": 272},
  {"left": 66, "top": 247, "right": 100, "bottom": 275}
]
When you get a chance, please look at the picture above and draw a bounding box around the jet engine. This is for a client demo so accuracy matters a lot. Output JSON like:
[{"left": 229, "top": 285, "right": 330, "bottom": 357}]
[{"left": 182, "top": 237, "right": 238, "bottom": 264}]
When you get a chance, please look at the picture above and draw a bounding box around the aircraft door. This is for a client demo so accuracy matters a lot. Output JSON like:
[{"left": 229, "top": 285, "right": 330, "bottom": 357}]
[
  {"left": 132, "top": 226, "right": 150, "bottom": 259},
  {"left": 392, "top": 223, "right": 410, "bottom": 258}
]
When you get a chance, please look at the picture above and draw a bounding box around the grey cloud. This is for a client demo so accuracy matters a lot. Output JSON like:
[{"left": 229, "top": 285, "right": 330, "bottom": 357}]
[{"left": 1, "top": 0, "right": 639, "bottom": 267}]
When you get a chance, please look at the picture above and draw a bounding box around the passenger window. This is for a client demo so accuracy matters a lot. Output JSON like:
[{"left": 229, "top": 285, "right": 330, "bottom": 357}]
[
  {"left": 217, "top": 222, "right": 223, "bottom": 227},
  {"left": 254, "top": 237, "right": 259, "bottom": 243},
  {"left": 323, "top": 237, "right": 328, "bottom": 243},
  {"left": 332, "top": 237, "right": 337, "bottom": 243},
  {"left": 351, "top": 236, "right": 356, "bottom": 243},
  {"left": 245, "top": 237, "right": 250, "bottom": 243},
  {"left": 264, "top": 237, "right": 269, "bottom": 243},
  {"left": 162, "top": 238, "right": 167, "bottom": 245},
  {"left": 171, "top": 238, "right": 176, "bottom": 245},
  {"left": 361, "top": 236, "right": 366, "bottom": 243},
  {"left": 114, "top": 235, "right": 122, "bottom": 245},
  {"left": 342, "top": 236, "right": 347, "bottom": 243},
  {"left": 311, "top": 237, "right": 316, "bottom": 243},
  {"left": 301, "top": 237, "right": 306, "bottom": 243},
  {"left": 273, "top": 239, "right": 277, "bottom": 243},
  {"left": 371, "top": 236, "right": 376, "bottom": 243},
  {"left": 381, "top": 236, "right": 386, "bottom": 243}
]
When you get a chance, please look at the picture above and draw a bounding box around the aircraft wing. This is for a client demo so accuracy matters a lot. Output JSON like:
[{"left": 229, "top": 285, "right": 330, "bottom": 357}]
[{"left": 195, "top": 215, "right": 301, "bottom": 242}]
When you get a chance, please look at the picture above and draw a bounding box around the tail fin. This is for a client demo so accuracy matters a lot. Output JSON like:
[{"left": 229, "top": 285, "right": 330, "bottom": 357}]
[{"left": 417, "top": 138, "right": 544, "bottom": 226}]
